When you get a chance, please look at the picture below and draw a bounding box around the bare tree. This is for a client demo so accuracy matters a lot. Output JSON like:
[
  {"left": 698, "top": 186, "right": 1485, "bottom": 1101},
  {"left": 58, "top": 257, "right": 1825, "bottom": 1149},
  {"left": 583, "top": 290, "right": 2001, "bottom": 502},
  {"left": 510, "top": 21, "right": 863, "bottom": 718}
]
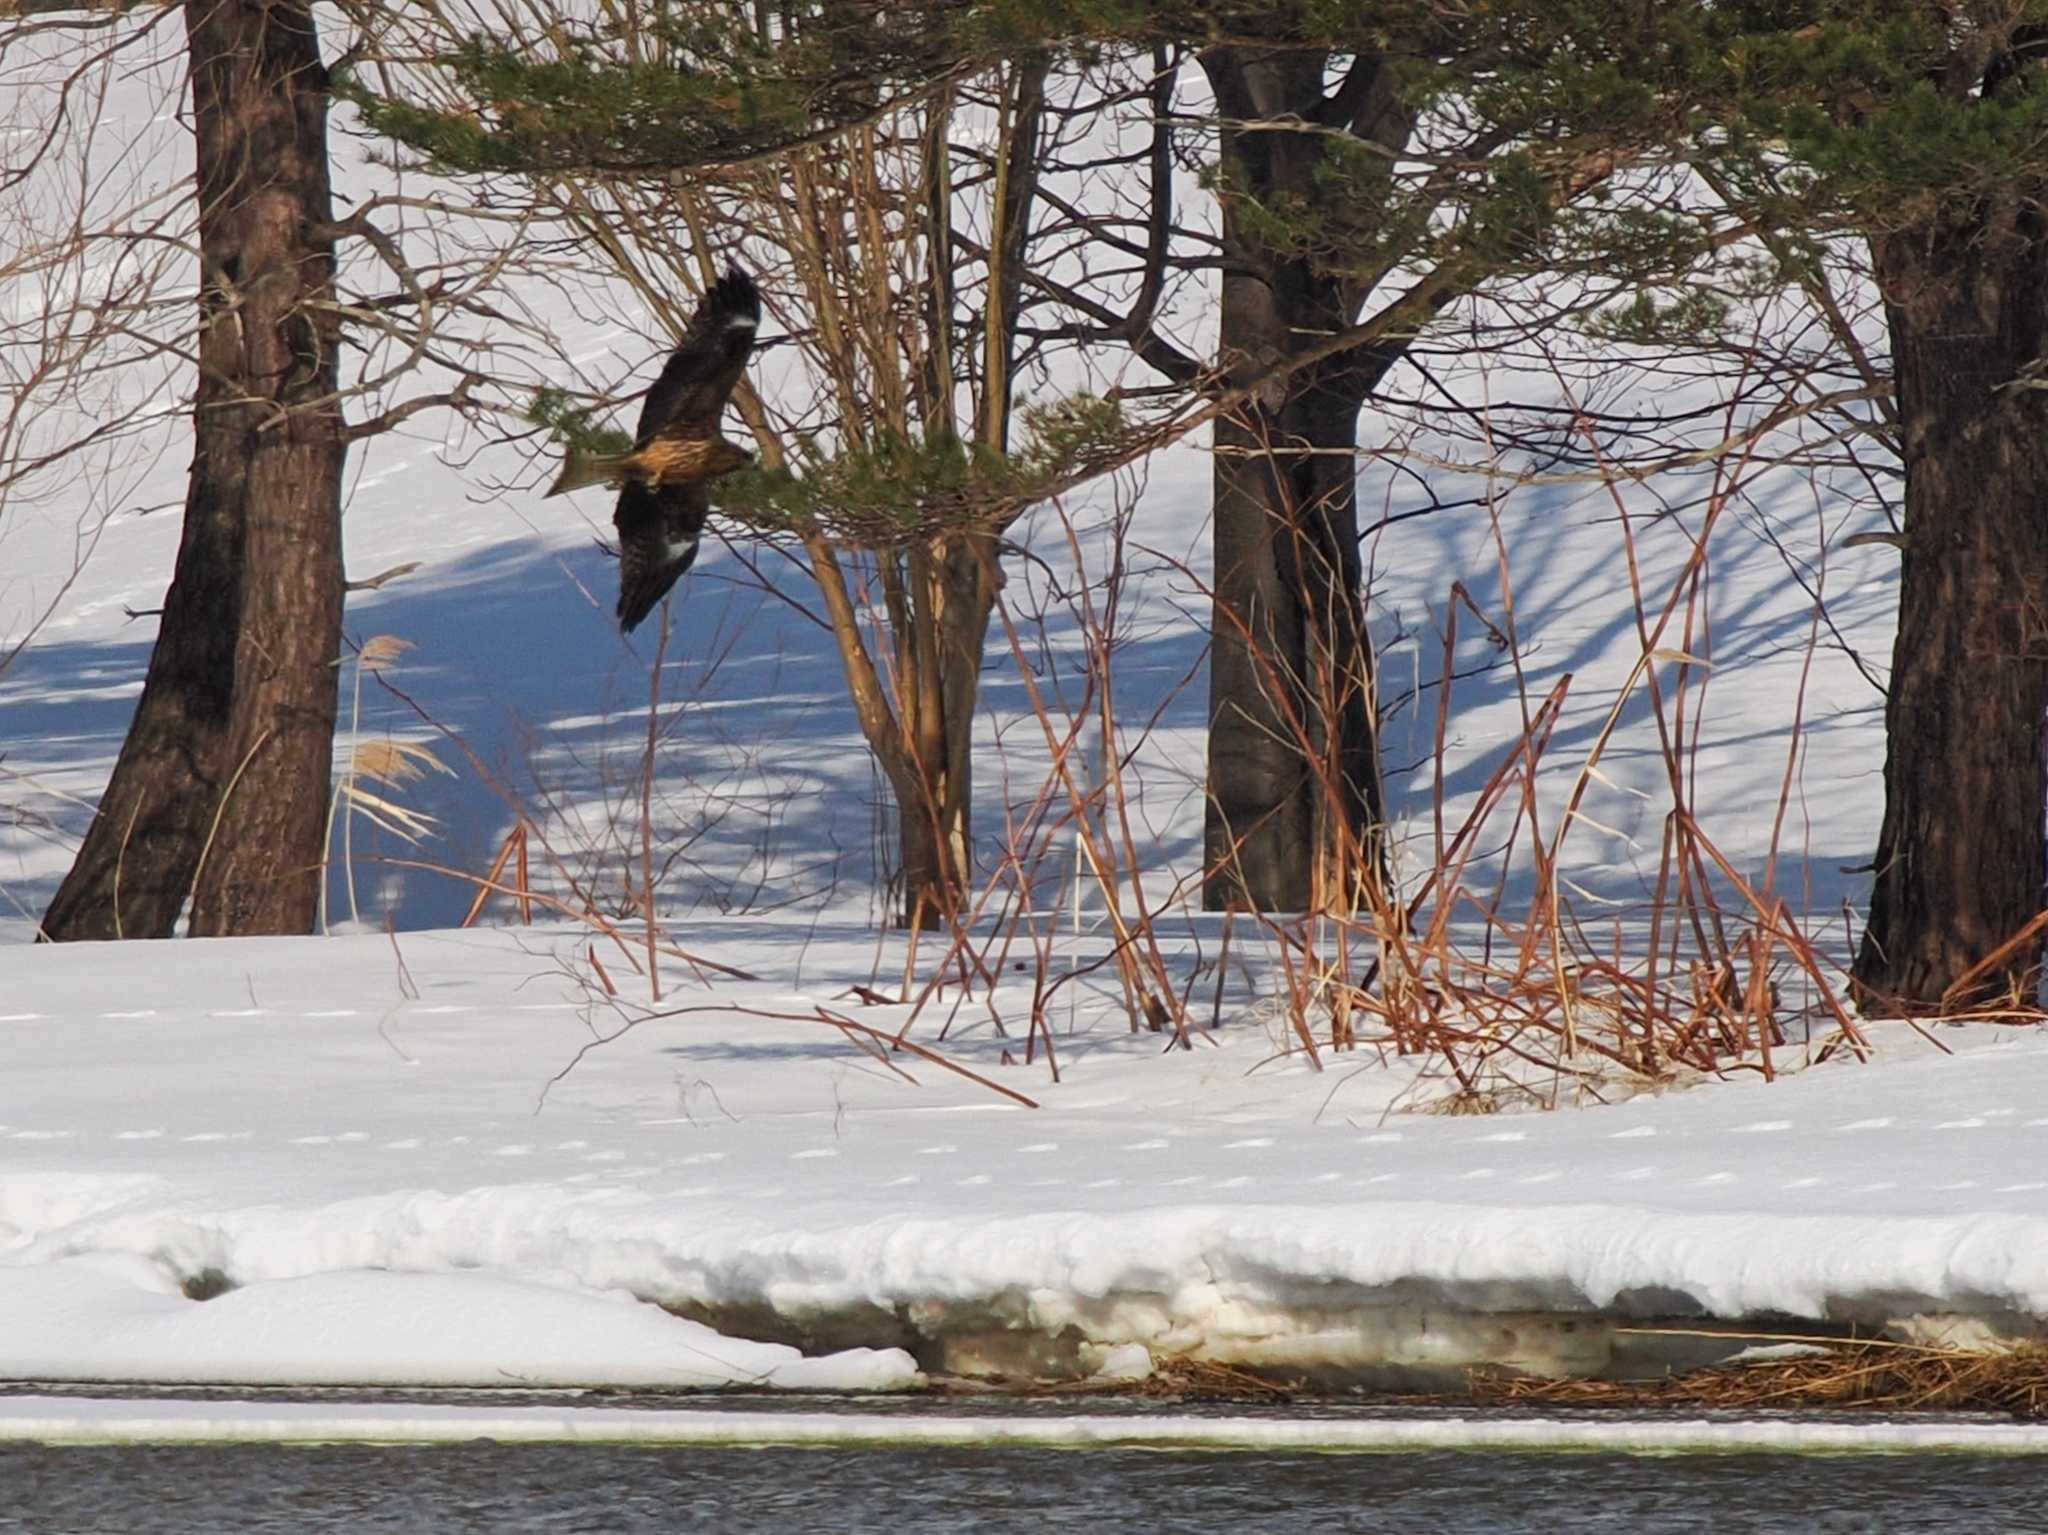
[
  {"left": 0, "top": 11, "right": 185, "bottom": 676},
  {"left": 4, "top": 0, "right": 551, "bottom": 939},
  {"left": 0, "top": 14, "right": 189, "bottom": 919}
]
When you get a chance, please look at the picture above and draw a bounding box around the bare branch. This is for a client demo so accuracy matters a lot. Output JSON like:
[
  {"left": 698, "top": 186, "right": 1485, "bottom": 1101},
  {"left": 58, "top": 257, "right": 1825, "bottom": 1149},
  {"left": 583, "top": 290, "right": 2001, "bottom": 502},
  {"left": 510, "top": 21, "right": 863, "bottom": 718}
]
[
  {"left": 343, "top": 560, "right": 421, "bottom": 592},
  {"left": 343, "top": 374, "right": 482, "bottom": 442}
]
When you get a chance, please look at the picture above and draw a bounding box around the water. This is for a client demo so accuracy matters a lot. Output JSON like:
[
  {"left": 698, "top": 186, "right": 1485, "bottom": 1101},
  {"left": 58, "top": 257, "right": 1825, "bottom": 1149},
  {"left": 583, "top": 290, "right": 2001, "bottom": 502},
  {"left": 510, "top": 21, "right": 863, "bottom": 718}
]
[{"left": 7, "top": 1442, "right": 2045, "bottom": 1534}]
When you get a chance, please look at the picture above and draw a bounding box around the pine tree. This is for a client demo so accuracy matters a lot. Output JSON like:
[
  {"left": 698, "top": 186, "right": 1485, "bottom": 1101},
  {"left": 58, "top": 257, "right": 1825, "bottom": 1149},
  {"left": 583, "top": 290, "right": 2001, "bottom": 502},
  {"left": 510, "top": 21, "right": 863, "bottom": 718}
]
[
  {"left": 37, "top": 0, "right": 349, "bottom": 939},
  {"left": 1672, "top": 5, "right": 2048, "bottom": 1011},
  {"left": 14, "top": 0, "right": 567, "bottom": 940}
]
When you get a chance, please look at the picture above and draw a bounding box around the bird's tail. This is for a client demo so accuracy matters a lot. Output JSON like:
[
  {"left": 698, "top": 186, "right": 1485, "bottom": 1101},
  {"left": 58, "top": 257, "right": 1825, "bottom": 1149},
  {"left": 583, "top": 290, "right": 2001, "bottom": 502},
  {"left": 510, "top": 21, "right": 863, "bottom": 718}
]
[
  {"left": 617, "top": 537, "right": 700, "bottom": 633},
  {"left": 546, "top": 447, "right": 631, "bottom": 499}
]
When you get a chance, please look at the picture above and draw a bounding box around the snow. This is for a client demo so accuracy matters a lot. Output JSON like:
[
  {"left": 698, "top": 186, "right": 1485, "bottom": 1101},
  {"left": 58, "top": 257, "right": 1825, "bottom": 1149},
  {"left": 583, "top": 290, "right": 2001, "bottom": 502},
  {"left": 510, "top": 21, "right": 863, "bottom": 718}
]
[
  {"left": 1090, "top": 1342, "right": 1155, "bottom": 1380},
  {"left": 7, "top": 1394, "right": 2048, "bottom": 1455},
  {"left": 0, "top": 1258, "right": 915, "bottom": 1391},
  {"left": 2, "top": 926, "right": 2044, "bottom": 1391}
]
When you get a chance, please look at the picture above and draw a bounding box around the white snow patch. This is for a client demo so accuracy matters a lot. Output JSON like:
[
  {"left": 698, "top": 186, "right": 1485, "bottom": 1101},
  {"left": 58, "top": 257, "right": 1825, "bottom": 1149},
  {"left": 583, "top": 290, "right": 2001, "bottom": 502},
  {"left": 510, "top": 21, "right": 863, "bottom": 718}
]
[
  {"left": 1090, "top": 1342, "right": 1155, "bottom": 1381},
  {"left": 0, "top": 1257, "right": 918, "bottom": 1391}
]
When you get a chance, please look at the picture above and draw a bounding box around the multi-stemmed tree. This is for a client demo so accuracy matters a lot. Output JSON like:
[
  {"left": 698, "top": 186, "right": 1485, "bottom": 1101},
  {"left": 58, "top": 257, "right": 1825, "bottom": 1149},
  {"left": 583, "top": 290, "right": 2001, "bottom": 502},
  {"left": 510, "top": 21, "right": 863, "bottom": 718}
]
[{"left": 343, "top": 4, "right": 1122, "bottom": 925}]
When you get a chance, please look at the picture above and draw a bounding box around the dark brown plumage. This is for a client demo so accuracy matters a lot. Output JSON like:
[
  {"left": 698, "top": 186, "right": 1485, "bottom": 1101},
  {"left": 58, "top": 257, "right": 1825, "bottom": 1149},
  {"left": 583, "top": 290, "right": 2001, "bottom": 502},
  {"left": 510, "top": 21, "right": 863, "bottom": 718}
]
[{"left": 547, "top": 267, "right": 761, "bottom": 631}]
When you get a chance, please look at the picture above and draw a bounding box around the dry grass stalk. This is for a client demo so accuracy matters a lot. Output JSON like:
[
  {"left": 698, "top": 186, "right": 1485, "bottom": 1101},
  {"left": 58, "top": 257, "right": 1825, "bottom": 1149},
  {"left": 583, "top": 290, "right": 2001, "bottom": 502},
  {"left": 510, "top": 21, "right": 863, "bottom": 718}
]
[
  {"left": 1152, "top": 344, "right": 1891, "bottom": 1110},
  {"left": 337, "top": 781, "right": 439, "bottom": 843},
  {"left": 323, "top": 636, "right": 447, "bottom": 930},
  {"left": 338, "top": 736, "right": 452, "bottom": 847},
  {"left": 348, "top": 738, "right": 448, "bottom": 791},
  {"left": 545, "top": 999, "right": 1037, "bottom": 1110},
  {"left": 459, "top": 821, "right": 534, "bottom": 928},
  {"left": 1029, "top": 1355, "right": 1303, "bottom": 1404},
  {"left": 355, "top": 633, "right": 414, "bottom": 673},
  {"left": 1471, "top": 1339, "right": 2048, "bottom": 1419},
  {"left": 367, "top": 667, "right": 756, "bottom": 984}
]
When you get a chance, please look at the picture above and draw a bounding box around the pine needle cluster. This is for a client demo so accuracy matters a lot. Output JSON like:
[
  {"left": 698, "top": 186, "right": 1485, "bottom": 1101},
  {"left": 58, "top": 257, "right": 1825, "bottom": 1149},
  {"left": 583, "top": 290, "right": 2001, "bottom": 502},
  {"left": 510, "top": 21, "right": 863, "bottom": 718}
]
[{"left": 716, "top": 395, "right": 1128, "bottom": 544}]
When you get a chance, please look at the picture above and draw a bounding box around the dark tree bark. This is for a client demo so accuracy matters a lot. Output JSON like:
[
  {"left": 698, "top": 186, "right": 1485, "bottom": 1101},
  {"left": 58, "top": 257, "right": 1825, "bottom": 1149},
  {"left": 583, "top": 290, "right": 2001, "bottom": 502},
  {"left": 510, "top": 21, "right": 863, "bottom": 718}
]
[
  {"left": 1199, "top": 49, "right": 1408, "bottom": 912},
  {"left": 41, "top": 0, "right": 345, "bottom": 940},
  {"left": 1853, "top": 202, "right": 2048, "bottom": 1012}
]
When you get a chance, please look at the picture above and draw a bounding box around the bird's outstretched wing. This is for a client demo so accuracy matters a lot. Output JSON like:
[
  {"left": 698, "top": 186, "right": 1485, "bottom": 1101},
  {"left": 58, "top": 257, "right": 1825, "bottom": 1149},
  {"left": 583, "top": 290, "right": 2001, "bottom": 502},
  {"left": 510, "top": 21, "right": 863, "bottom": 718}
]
[
  {"left": 614, "top": 478, "right": 711, "bottom": 633},
  {"left": 636, "top": 267, "right": 760, "bottom": 448}
]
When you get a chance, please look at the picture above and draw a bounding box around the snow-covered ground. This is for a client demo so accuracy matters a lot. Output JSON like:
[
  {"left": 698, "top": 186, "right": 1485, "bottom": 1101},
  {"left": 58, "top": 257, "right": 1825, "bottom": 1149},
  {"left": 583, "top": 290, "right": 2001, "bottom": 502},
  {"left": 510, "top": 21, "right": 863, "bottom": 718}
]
[{"left": 4, "top": 925, "right": 2043, "bottom": 1392}]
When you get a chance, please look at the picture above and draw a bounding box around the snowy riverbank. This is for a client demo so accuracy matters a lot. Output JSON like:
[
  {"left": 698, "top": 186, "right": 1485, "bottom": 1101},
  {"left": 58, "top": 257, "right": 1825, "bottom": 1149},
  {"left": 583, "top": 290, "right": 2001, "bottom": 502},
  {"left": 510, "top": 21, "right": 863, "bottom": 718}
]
[{"left": 4, "top": 925, "right": 2042, "bottom": 1393}]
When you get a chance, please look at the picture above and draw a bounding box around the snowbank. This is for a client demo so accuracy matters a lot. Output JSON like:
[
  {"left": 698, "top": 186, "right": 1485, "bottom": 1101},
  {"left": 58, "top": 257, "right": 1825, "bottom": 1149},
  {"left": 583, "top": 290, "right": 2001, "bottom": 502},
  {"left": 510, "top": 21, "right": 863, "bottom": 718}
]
[{"left": 4, "top": 927, "right": 2043, "bottom": 1390}]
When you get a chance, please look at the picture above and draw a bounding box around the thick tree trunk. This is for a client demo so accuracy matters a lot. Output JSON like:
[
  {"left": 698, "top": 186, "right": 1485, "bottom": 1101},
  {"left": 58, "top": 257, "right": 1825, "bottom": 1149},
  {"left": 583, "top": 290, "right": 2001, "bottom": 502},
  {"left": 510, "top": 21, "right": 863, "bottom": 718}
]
[
  {"left": 1853, "top": 207, "right": 2048, "bottom": 1012},
  {"left": 41, "top": 1, "right": 344, "bottom": 940},
  {"left": 1205, "top": 352, "right": 1383, "bottom": 910},
  {"left": 1200, "top": 49, "right": 1397, "bottom": 912}
]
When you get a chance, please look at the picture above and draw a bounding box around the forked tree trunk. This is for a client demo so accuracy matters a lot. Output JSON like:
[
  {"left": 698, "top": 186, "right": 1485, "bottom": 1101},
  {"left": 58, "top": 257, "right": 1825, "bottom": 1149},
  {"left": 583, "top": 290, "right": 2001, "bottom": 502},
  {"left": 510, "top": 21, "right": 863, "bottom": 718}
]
[
  {"left": 41, "top": 0, "right": 345, "bottom": 940},
  {"left": 1853, "top": 206, "right": 2048, "bottom": 1012},
  {"left": 1200, "top": 48, "right": 1403, "bottom": 912}
]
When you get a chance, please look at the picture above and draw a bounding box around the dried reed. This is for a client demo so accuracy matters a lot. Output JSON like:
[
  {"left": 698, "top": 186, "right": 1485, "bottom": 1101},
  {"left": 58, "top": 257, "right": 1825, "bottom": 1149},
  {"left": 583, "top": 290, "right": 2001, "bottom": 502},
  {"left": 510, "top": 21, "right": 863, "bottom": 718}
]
[{"left": 1473, "top": 1338, "right": 2048, "bottom": 1419}]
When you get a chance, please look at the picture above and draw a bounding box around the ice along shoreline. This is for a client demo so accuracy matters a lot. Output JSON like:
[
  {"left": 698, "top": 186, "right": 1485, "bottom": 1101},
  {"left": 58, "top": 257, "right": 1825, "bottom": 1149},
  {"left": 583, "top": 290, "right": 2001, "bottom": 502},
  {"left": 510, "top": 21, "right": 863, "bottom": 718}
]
[{"left": 5, "top": 1393, "right": 2048, "bottom": 1455}]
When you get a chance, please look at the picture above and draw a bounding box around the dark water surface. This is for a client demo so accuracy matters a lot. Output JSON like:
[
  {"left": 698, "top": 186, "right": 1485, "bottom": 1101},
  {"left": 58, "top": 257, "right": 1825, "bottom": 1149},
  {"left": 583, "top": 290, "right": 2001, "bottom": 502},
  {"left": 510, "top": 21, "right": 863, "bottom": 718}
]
[{"left": 6, "top": 1441, "right": 2044, "bottom": 1534}]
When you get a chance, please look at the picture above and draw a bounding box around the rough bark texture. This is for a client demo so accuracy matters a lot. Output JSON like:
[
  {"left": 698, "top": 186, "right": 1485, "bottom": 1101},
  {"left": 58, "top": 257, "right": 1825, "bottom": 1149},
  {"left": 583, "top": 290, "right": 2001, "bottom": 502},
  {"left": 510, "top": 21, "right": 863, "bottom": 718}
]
[
  {"left": 41, "top": 0, "right": 344, "bottom": 940},
  {"left": 1200, "top": 49, "right": 1404, "bottom": 912},
  {"left": 1852, "top": 206, "right": 2048, "bottom": 1011}
]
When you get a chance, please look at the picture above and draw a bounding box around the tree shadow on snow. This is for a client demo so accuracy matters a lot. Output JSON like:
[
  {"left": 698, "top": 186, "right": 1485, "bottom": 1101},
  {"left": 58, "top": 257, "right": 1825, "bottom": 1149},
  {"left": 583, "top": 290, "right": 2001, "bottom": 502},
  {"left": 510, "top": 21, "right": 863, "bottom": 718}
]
[{"left": 0, "top": 513, "right": 1217, "bottom": 937}]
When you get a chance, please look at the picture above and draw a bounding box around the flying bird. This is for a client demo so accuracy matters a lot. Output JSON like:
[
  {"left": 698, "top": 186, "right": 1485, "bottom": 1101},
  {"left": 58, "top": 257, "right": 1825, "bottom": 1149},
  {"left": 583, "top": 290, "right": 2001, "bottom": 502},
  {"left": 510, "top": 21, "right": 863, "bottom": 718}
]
[{"left": 547, "top": 266, "right": 761, "bottom": 631}]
